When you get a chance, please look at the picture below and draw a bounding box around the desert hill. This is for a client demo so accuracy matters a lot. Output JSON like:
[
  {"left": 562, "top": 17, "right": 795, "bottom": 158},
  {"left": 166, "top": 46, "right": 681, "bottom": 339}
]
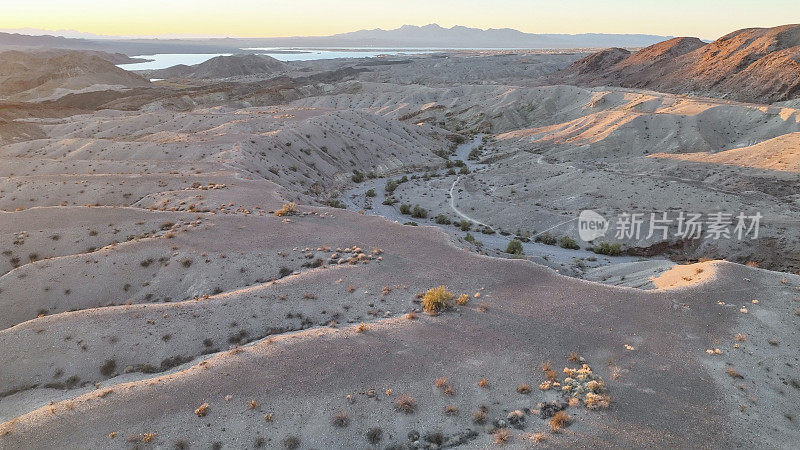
[
  {"left": 557, "top": 24, "right": 800, "bottom": 103},
  {"left": 146, "top": 54, "right": 289, "bottom": 80},
  {"left": 0, "top": 50, "right": 150, "bottom": 101}
]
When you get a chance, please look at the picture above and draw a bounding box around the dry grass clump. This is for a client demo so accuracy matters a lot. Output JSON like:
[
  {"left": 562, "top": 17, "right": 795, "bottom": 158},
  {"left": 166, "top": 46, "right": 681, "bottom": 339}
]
[
  {"left": 248, "top": 400, "right": 260, "bottom": 410},
  {"left": 549, "top": 411, "right": 571, "bottom": 432},
  {"left": 195, "top": 403, "right": 209, "bottom": 417},
  {"left": 516, "top": 383, "right": 532, "bottom": 394},
  {"left": 274, "top": 202, "right": 298, "bottom": 217},
  {"left": 726, "top": 367, "right": 744, "bottom": 379},
  {"left": 478, "top": 302, "right": 489, "bottom": 312},
  {"left": 434, "top": 377, "right": 449, "bottom": 389},
  {"left": 356, "top": 322, "right": 368, "bottom": 333},
  {"left": 530, "top": 432, "right": 547, "bottom": 443},
  {"left": 473, "top": 408, "right": 487, "bottom": 424},
  {"left": 493, "top": 428, "right": 512, "bottom": 445},
  {"left": 585, "top": 392, "right": 612, "bottom": 410},
  {"left": 406, "top": 311, "right": 418, "bottom": 320},
  {"left": 422, "top": 285, "right": 455, "bottom": 314},
  {"left": 331, "top": 411, "right": 349, "bottom": 427},
  {"left": 541, "top": 361, "right": 556, "bottom": 381},
  {"left": 394, "top": 394, "right": 417, "bottom": 414},
  {"left": 735, "top": 333, "right": 747, "bottom": 341},
  {"left": 457, "top": 293, "right": 470, "bottom": 305},
  {"left": 444, "top": 405, "right": 459, "bottom": 415},
  {"left": 478, "top": 378, "right": 489, "bottom": 388}
]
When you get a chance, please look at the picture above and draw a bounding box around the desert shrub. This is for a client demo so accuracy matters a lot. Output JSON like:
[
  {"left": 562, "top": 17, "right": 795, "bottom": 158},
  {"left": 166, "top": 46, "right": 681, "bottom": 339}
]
[
  {"left": 435, "top": 214, "right": 451, "bottom": 225},
  {"left": 459, "top": 220, "right": 472, "bottom": 231},
  {"left": 592, "top": 242, "right": 622, "bottom": 256},
  {"left": 457, "top": 294, "right": 469, "bottom": 305},
  {"left": 493, "top": 428, "right": 512, "bottom": 445},
  {"left": 351, "top": 171, "right": 365, "bottom": 183},
  {"left": 464, "top": 233, "right": 476, "bottom": 243},
  {"left": 394, "top": 394, "right": 417, "bottom": 413},
  {"left": 459, "top": 166, "right": 470, "bottom": 174},
  {"left": 385, "top": 179, "right": 398, "bottom": 194},
  {"left": 536, "top": 232, "right": 557, "bottom": 245},
  {"left": 382, "top": 197, "right": 396, "bottom": 206},
  {"left": 560, "top": 236, "right": 580, "bottom": 250},
  {"left": 403, "top": 221, "right": 418, "bottom": 226},
  {"left": 422, "top": 286, "right": 455, "bottom": 314},
  {"left": 468, "top": 148, "right": 480, "bottom": 160},
  {"left": 278, "top": 267, "right": 293, "bottom": 278},
  {"left": 473, "top": 408, "right": 487, "bottom": 424},
  {"left": 516, "top": 383, "right": 532, "bottom": 394},
  {"left": 478, "top": 378, "right": 489, "bottom": 388},
  {"left": 275, "top": 202, "right": 298, "bottom": 217},
  {"left": 282, "top": 436, "right": 301, "bottom": 449},
  {"left": 365, "top": 189, "right": 376, "bottom": 197},
  {"left": 506, "top": 239, "right": 524, "bottom": 255},
  {"left": 365, "top": 427, "right": 383, "bottom": 444},
  {"left": 399, "top": 204, "right": 411, "bottom": 215},
  {"left": 99, "top": 359, "right": 116, "bottom": 377},
  {"left": 549, "top": 411, "right": 571, "bottom": 431},
  {"left": 325, "top": 199, "right": 346, "bottom": 209},
  {"left": 331, "top": 411, "right": 349, "bottom": 427},
  {"left": 195, "top": 403, "right": 209, "bottom": 417},
  {"left": 411, "top": 205, "right": 428, "bottom": 219}
]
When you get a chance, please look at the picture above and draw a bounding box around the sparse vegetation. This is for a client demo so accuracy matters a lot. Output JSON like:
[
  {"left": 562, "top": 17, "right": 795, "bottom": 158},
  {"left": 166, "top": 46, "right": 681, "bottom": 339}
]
[
  {"left": 365, "top": 427, "right": 383, "bottom": 444},
  {"left": 422, "top": 285, "right": 456, "bottom": 314},
  {"left": 506, "top": 239, "right": 524, "bottom": 255},
  {"left": 493, "top": 428, "right": 512, "bottom": 445},
  {"left": 275, "top": 202, "right": 298, "bottom": 217},
  {"left": 549, "top": 411, "right": 571, "bottom": 431},
  {"left": 394, "top": 394, "right": 417, "bottom": 413},
  {"left": 331, "top": 411, "right": 349, "bottom": 427},
  {"left": 195, "top": 403, "right": 209, "bottom": 417},
  {"left": 560, "top": 236, "right": 580, "bottom": 250},
  {"left": 592, "top": 242, "right": 622, "bottom": 256}
]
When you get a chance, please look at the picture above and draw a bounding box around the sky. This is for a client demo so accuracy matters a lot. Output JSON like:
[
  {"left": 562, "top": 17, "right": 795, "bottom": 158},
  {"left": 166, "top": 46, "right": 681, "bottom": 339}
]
[{"left": 2, "top": 0, "right": 797, "bottom": 40}]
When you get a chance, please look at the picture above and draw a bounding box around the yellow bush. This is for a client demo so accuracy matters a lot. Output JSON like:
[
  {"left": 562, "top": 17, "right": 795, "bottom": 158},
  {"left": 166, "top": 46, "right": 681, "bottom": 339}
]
[
  {"left": 275, "top": 202, "right": 298, "bottom": 217},
  {"left": 422, "top": 286, "right": 455, "bottom": 314}
]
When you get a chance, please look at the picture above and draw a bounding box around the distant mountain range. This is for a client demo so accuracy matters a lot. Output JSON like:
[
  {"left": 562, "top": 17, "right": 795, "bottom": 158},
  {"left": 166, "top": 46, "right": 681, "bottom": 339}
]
[{"left": 0, "top": 24, "right": 673, "bottom": 55}]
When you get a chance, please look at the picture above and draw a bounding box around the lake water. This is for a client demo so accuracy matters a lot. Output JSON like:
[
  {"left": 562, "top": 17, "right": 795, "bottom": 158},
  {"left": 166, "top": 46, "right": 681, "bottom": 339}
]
[{"left": 118, "top": 49, "right": 434, "bottom": 71}]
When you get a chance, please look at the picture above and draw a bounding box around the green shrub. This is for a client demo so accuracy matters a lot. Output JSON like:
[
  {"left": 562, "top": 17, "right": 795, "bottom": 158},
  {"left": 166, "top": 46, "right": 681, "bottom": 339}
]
[
  {"left": 399, "top": 204, "right": 411, "bottom": 215},
  {"left": 435, "top": 214, "right": 451, "bottom": 225},
  {"left": 411, "top": 205, "right": 428, "bottom": 219},
  {"left": 506, "top": 239, "right": 524, "bottom": 255},
  {"left": 365, "top": 189, "right": 376, "bottom": 197},
  {"left": 536, "top": 232, "right": 557, "bottom": 246},
  {"left": 459, "top": 166, "right": 470, "bottom": 174},
  {"left": 351, "top": 171, "right": 365, "bottom": 183},
  {"left": 592, "top": 242, "right": 622, "bottom": 256},
  {"left": 559, "top": 236, "right": 580, "bottom": 250},
  {"left": 459, "top": 220, "right": 472, "bottom": 231}
]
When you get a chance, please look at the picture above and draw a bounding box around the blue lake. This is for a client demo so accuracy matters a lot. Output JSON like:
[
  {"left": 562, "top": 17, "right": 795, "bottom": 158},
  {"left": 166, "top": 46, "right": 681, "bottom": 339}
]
[{"left": 119, "top": 49, "right": 434, "bottom": 71}]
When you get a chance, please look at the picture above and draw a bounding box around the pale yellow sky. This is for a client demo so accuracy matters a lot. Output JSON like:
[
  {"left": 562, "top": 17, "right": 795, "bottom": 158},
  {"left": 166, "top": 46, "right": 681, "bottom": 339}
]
[{"left": 2, "top": 0, "right": 796, "bottom": 40}]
